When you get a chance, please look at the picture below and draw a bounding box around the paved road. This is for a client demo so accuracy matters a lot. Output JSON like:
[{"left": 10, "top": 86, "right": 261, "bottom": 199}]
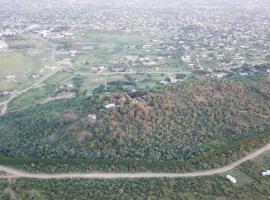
[{"left": 0, "top": 143, "right": 269, "bottom": 180}]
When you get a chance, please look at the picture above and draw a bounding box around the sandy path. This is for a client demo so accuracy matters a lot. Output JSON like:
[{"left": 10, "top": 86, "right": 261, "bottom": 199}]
[{"left": 0, "top": 143, "right": 269, "bottom": 180}]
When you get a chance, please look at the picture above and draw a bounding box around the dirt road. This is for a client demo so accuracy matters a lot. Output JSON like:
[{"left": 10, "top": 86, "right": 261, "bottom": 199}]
[
  {"left": 0, "top": 68, "right": 60, "bottom": 116},
  {"left": 0, "top": 38, "right": 60, "bottom": 116},
  {"left": 0, "top": 143, "right": 269, "bottom": 180}
]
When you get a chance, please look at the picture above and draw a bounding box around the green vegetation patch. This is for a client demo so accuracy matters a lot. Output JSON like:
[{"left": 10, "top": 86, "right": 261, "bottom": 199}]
[
  {"left": 0, "top": 171, "right": 6, "bottom": 176},
  {"left": 0, "top": 179, "right": 8, "bottom": 193},
  {"left": 0, "top": 76, "right": 269, "bottom": 173},
  {"left": 8, "top": 157, "right": 270, "bottom": 200}
]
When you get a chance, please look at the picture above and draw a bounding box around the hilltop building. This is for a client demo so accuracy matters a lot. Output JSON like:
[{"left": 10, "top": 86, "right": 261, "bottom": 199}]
[{"left": 105, "top": 103, "right": 116, "bottom": 109}]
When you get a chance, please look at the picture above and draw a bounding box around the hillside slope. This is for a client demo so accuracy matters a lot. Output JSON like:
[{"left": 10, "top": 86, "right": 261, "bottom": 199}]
[{"left": 0, "top": 76, "right": 269, "bottom": 172}]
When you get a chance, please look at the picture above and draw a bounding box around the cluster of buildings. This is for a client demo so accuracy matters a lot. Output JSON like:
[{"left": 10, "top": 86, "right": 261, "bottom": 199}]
[
  {"left": 1, "top": 1, "right": 269, "bottom": 73},
  {"left": 90, "top": 66, "right": 126, "bottom": 74},
  {"left": 0, "top": 29, "right": 17, "bottom": 39}
]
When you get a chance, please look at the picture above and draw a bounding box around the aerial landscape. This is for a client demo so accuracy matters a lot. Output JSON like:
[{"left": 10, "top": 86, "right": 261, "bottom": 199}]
[{"left": 0, "top": 0, "right": 270, "bottom": 199}]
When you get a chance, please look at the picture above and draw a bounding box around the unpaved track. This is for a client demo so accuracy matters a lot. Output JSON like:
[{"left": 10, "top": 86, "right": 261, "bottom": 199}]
[
  {"left": 0, "top": 143, "right": 270, "bottom": 180},
  {"left": 0, "top": 35, "right": 62, "bottom": 116},
  {"left": 0, "top": 69, "right": 60, "bottom": 116}
]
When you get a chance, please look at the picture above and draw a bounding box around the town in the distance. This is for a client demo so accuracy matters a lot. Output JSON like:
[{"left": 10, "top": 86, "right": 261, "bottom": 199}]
[{"left": 0, "top": 0, "right": 270, "bottom": 113}]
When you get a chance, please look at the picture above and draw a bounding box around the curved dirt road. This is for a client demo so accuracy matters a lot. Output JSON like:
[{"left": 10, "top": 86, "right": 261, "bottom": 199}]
[{"left": 0, "top": 143, "right": 269, "bottom": 180}]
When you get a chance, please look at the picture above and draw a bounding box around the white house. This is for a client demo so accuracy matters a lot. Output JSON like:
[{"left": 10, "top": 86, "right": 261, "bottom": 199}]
[
  {"left": 212, "top": 72, "right": 227, "bottom": 79},
  {"left": 160, "top": 80, "right": 170, "bottom": 85},
  {"left": 105, "top": 103, "right": 116, "bottom": 109},
  {"left": 88, "top": 114, "right": 97, "bottom": 121},
  {"left": 226, "top": 175, "right": 237, "bottom": 184},
  {"left": 262, "top": 170, "right": 270, "bottom": 176},
  {"left": 6, "top": 75, "right": 16, "bottom": 80}
]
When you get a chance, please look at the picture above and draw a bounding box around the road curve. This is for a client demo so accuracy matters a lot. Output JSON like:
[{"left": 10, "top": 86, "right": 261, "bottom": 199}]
[{"left": 0, "top": 143, "right": 270, "bottom": 180}]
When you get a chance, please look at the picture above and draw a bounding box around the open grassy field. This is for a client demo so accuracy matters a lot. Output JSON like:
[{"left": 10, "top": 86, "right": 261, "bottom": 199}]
[
  {"left": 7, "top": 71, "right": 74, "bottom": 112},
  {"left": 0, "top": 52, "right": 30, "bottom": 78},
  {"left": 7, "top": 35, "right": 47, "bottom": 50},
  {"left": 218, "top": 150, "right": 270, "bottom": 189},
  {"left": 0, "top": 52, "right": 33, "bottom": 91},
  {"left": 0, "top": 33, "right": 54, "bottom": 93},
  {"left": 7, "top": 86, "right": 55, "bottom": 112},
  {"left": 253, "top": 150, "right": 270, "bottom": 169},
  {"left": 0, "top": 50, "right": 50, "bottom": 91},
  {"left": 54, "top": 30, "right": 151, "bottom": 72},
  {"left": 79, "top": 72, "right": 177, "bottom": 92}
]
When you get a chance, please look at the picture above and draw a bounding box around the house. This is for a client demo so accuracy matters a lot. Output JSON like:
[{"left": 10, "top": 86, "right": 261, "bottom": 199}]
[
  {"left": 59, "top": 83, "right": 75, "bottom": 90},
  {"left": 105, "top": 103, "right": 116, "bottom": 109},
  {"left": 70, "top": 51, "right": 77, "bottom": 57},
  {"left": 6, "top": 75, "right": 16, "bottom": 80},
  {"left": 226, "top": 175, "right": 237, "bottom": 183},
  {"left": 66, "top": 83, "right": 75, "bottom": 89},
  {"left": 212, "top": 72, "right": 227, "bottom": 79},
  {"left": 32, "top": 74, "right": 41, "bottom": 79},
  {"left": 143, "top": 61, "right": 157, "bottom": 66},
  {"left": 88, "top": 114, "right": 97, "bottom": 121},
  {"left": 91, "top": 66, "right": 108, "bottom": 73},
  {"left": 58, "top": 59, "right": 73, "bottom": 66},
  {"left": 143, "top": 44, "right": 152, "bottom": 49},
  {"left": 182, "top": 55, "right": 192, "bottom": 62},
  {"left": 0, "top": 30, "right": 16, "bottom": 39},
  {"left": 126, "top": 55, "right": 138, "bottom": 62},
  {"left": 262, "top": 170, "right": 270, "bottom": 176},
  {"left": 110, "top": 66, "right": 125, "bottom": 72},
  {"left": 160, "top": 80, "right": 170, "bottom": 85},
  {"left": 123, "top": 85, "right": 137, "bottom": 92},
  {"left": 85, "top": 92, "right": 93, "bottom": 97},
  {"left": 39, "top": 30, "right": 49, "bottom": 38}
]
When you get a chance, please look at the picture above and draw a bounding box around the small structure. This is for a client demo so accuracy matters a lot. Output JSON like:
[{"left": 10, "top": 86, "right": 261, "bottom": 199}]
[
  {"left": 59, "top": 83, "right": 75, "bottom": 90},
  {"left": 226, "top": 175, "right": 237, "bottom": 184},
  {"left": 85, "top": 92, "right": 93, "bottom": 97},
  {"left": 105, "top": 103, "right": 116, "bottom": 109},
  {"left": 123, "top": 85, "right": 137, "bottom": 93},
  {"left": 160, "top": 79, "right": 171, "bottom": 85},
  {"left": 88, "top": 114, "right": 97, "bottom": 121},
  {"left": 32, "top": 74, "right": 41, "bottom": 79},
  {"left": 262, "top": 170, "right": 270, "bottom": 176},
  {"left": 6, "top": 75, "right": 16, "bottom": 80},
  {"left": 91, "top": 66, "right": 108, "bottom": 73},
  {"left": 212, "top": 72, "right": 227, "bottom": 79}
]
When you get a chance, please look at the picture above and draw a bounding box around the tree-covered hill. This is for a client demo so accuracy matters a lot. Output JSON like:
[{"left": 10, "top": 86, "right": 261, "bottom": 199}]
[{"left": 0, "top": 74, "right": 269, "bottom": 172}]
